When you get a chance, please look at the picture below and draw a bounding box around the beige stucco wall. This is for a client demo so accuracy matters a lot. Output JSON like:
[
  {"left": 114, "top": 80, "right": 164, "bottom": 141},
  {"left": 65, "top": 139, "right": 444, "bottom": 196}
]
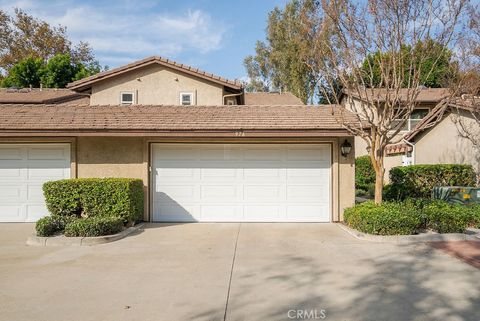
[
  {"left": 90, "top": 64, "right": 225, "bottom": 105},
  {"left": 76, "top": 137, "right": 149, "bottom": 220},
  {"left": 337, "top": 137, "right": 355, "bottom": 220},
  {"left": 414, "top": 112, "right": 479, "bottom": 174}
]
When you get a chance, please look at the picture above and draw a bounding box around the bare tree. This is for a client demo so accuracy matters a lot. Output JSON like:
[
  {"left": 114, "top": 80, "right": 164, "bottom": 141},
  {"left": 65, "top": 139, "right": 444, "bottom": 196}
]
[{"left": 307, "top": 0, "right": 469, "bottom": 203}]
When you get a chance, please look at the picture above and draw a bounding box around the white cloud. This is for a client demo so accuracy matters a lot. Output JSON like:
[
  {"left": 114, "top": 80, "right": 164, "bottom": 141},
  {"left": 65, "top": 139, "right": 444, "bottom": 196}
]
[{"left": 0, "top": 1, "right": 227, "bottom": 67}]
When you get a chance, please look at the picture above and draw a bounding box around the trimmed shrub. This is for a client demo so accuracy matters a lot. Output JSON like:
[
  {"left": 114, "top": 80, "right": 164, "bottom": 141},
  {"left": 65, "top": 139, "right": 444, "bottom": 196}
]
[
  {"left": 355, "top": 156, "right": 375, "bottom": 197},
  {"left": 422, "top": 200, "right": 471, "bottom": 233},
  {"left": 64, "top": 216, "right": 124, "bottom": 237},
  {"left": 386, "top": 164, "right": 476, "bottom": 200},
  {"left": 36, "top": 215, "right": 78, "bottom": 237},
  {"left": 344, "top": 201, "right": 422, "bottom": 235},
  {"left": 43, "top": 178, "right": 144, "bottom": 223},
  {"left": 469, "top": 205, "right": 480, "bottom": 228}
]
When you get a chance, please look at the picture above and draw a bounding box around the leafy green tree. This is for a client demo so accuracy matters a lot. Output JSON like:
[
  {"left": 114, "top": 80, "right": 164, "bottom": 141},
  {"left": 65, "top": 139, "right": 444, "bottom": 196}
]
[
  {"left": 0, "top": 8, "right": 100, "bottom": 78},
  {"left": 361, "top": 40, "right": 458, "bottom": 88},
  {"left": 243, "top": 0, "right": 320, "bottom": 103},
  {"left": 1, "top": 56, "right": 43, "bottom": 87},
  {"left": 40, "top": 54, "right": 76, "bottom": 88},
  {"left": 1, "top": 53, "right": 102, "bottom": 88}
]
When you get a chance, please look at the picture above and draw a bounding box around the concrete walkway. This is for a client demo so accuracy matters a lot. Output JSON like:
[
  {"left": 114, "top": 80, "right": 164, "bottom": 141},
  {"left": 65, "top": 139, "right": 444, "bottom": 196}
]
[{"left": 0, "top": 223, "right": 479, "bottom": 321}]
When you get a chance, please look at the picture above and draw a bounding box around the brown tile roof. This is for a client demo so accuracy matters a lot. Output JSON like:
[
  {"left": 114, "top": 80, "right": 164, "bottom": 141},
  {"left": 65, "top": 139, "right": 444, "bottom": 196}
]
[
  {"left": 343, "top": 88, "right": 451, "bottom": 103},
  {"left": 67, "top": 56, "right": 243, "bottom": 91},
  {"left": 0, "top": 104, "right": 357, "bottom": 135},
  {"left": 0, "top": 88, "right": 89, "bottom": 104},
  {"left": 244, "top": 92, "right": 304, "bottom": 105}
]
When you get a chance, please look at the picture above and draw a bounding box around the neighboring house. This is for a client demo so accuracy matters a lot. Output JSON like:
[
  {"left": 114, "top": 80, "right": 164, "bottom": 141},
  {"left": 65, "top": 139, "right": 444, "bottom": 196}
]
[
  {"left": 341, "top": 88, "right": 479, "bottom": 180},
  {"left": 0, "top": 56, "right": 355, "bottom": 223},
  {"left": 0, "top": 88, "right": 89, "bottom": 105},
  {"left": 244, "top": 92, "right": 304, "bottom": 105}
]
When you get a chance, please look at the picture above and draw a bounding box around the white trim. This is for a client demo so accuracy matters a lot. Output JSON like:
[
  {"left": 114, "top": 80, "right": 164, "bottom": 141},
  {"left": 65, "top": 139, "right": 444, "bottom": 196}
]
[
  {"left": 394, "top": 108, "right": 430, "bottom": 132},
  {"left": 179, "top": 92, "right": 194, "bottom": 105},
  {"left": 120, "top": 91, "right": 135, "bottom": 105}
]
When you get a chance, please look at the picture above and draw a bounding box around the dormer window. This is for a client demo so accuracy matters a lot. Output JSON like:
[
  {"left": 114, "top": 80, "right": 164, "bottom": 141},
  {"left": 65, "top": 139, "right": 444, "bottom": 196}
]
[
  {"left": 120, "top": 92, "right": 135, "bottom": 105},
  {"left": 180, "top": 92, "right": 194, "bottom": 105}
]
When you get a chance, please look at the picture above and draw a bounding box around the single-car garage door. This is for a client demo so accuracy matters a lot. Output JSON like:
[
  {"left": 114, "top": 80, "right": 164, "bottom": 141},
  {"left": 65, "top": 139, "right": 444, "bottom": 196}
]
[
  {"left": 152, "top": 144, "right": 331, "bottom": 222},
  {"left": 0, "top": 144, "right": 71, "bottom": 222}
]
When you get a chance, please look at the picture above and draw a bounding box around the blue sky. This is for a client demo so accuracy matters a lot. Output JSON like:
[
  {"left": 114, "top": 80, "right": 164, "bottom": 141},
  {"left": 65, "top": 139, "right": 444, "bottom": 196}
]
[{"left": 0, "top": 0, "right": 288, "bottom": 81}]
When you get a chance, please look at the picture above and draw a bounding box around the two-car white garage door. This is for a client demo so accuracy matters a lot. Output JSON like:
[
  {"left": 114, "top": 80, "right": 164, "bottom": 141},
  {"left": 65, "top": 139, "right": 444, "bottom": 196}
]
[
  {"left": 152, "top": 144, "right": 331, "bottom": 222},
  {"left": 0, "top": 144, "right": 71, "bottom": 222}
]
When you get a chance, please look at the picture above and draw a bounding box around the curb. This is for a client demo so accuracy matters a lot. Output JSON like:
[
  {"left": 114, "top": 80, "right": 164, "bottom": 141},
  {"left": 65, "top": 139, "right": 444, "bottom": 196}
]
[
  {"left": 26, "top": 223, "right": 145, "bottom": 247},
  {"left": 336, "top": 223, "right": 480, "bottom": 243}
]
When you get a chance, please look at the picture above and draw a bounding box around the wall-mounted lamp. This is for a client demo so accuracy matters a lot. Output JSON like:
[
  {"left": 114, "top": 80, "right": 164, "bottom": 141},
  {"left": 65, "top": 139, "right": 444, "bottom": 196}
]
[{"left": 340, "top": 139, "right": 352, "bottom": 157}]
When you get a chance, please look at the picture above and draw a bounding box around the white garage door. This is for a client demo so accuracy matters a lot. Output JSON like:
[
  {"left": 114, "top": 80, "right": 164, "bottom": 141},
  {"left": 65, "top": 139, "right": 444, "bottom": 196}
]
[
  {"left": 152, "top": 144, "right": 331, "bottom": 222},
  {"left": 0, "top": 144, "right": 71, "bottom": 222}
]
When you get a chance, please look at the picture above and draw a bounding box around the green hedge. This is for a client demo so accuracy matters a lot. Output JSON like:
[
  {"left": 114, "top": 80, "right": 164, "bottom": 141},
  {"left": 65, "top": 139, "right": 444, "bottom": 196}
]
[
  {"left": 64, "top": 216, "right": 124, "bottom": 237},
  {"left": 422, "top": 201, "right": 472, "bottom": 233},
  {"left": 43, "top": 178, "right": 144, "bottom": 223},
  {"left": 470, "top": 205, "right": 480, "bottom": 228},
  {"left": 355, "top": 156, "right": 375, "bottom": 197},
  {"left": 344, "top": 200, "right": 479, "bottom": 235},
  {"left": 386, "top": 164, "right": 476, "bottom": 200},
  {"left": 36, "top": 215, "right": 78, "bottom": 237},
  {"left": 344, "top": 201, "right": 421, "bottom": 235}
]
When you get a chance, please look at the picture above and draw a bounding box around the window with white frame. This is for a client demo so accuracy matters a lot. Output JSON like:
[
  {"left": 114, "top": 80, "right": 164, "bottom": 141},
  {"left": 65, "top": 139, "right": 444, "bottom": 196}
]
[
  {"left": 392, "top": 108, "right": 429, "bottom": 132},
  {"left": 120, "top": 92, "right": 135, "bottom": 105},
  {"left": 180, "top": 92, "right": 194, "bottom": 105}
]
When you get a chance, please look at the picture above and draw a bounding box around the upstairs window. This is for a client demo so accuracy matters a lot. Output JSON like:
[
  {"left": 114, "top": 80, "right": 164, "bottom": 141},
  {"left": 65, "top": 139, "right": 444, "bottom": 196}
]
[
  {"left": 392, "top": 108, "right": 429, "bottom": 132},
  {"left": 120, "top": 92, "right": 135, "bottom": 105},
  {"left": 180, "top": 92, "right": 194, "bottom": 105}
]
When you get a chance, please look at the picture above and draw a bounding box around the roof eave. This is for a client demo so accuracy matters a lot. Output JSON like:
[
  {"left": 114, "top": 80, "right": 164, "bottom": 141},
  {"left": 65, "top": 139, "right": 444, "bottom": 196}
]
[
  {"left": 0, "top": 129, "right": 352, "bottom": 137},
  {"left": 67, "top": 56, "right": 243, "bottom": 91}
]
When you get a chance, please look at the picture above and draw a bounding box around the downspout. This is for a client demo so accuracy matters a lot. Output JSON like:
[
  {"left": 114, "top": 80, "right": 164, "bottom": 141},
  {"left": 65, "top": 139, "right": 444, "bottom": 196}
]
[
  {"left": 402, "top": 138, "right": 415, "bottom": 166},
  {"left": 222, "top": 93, "right": 243, "bottom": 105}
]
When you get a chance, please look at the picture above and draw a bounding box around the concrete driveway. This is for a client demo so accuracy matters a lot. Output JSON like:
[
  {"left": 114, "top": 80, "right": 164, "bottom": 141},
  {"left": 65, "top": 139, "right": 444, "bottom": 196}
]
[{"left": 0, "top": 223, "right": 479, "bottom": 321}]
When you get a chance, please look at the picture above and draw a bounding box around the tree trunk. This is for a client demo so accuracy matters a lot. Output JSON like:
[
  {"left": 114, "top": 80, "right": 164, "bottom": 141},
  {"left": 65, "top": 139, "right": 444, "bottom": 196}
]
[{"left": 374, "top": 168, "right": 385, "bottom": 204}]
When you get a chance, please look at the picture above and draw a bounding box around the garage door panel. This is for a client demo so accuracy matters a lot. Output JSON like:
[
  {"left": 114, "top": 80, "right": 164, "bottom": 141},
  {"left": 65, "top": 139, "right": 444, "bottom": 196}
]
[
  {"left": 27, "top": 147, "right": 68, "bottom": 160},
  {"left": 26, "top": 204, "right": 49, "bottom": 222},
  {"left": 243, "top": 205, "right": 282, "bottom": 221},
  {"left": 200, "top": 185, "right": 238, "bottom": 201},
  {"left": 152, "top": 144, "right": 331, "bottom": 222},
  {"left": 0, "top": 185, "right": 24, "bottom": 201},
  {"left": 156, "top": 168, "right": 195, "bottom": 179},
  {"left": 244, "top": 168, "right": 283, "bottom": 178},
  {"left": 154, "top": 147, "right": 197, "bottom": 160},
  {"left": 287, "top": 185, "right": 328, "bottom": 202},
  {"left": 155, "top": 186, "right": 195, "bottom": 201},
  {"left": 201, "top": 168, "right": 237, "bottom": 179},
  {"left": 0, "top": 205, "right": 25, "bottom": 222},
  {"left": 243, "top": 185, "right": 282, "bottom": 201},
  {"left": 199, "top": 147, "right": 241, "bottom": 161},
  {"left": 287, "top": 205, "right": 329, "bottom": 220},
  {"left": 27, "top": 184, "right": 46, "bottom": 201},
  {"left": 287, "top": 146, "right": 330, "bottom": 161},
  {"left": 200, "top": 205, "right": 240, "bottom": 221},
  {"left": 0, "top": 146, "right": 24, "bottom": 160},
  {"left": 0, "top": 167, "right": 23, "bottom": 179},
  {"left": 154, "top": 203, "right": 197, "bottom": 222},
  {"left": 244, "top": 147, "right": 283, "bottom": 161},
  {"left": 0, "top": 144, "right": 70, "bottom": 222},
  {"left": 27, "top": 166, "right": 69, "bottom": 180}
]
